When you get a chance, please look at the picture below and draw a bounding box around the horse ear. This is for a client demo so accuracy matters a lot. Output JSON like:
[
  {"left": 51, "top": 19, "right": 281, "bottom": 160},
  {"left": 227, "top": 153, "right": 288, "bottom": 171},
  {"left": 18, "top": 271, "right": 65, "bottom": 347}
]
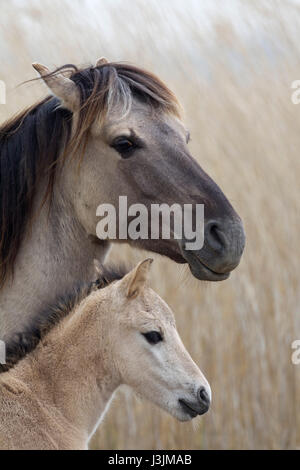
[
  {"left": 123, "top": 258, "right": 153, "bottom": 299},
  {"left": 32, "top": 62, "right": 80, "bottom": 112},
  {"left": 95, "top": 57, "right": 109, "bottom": 67}
]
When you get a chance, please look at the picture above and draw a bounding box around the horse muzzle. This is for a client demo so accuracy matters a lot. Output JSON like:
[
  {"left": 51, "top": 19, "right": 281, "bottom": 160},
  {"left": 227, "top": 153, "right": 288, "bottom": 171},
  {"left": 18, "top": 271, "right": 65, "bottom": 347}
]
[
  {"left": 179, "top": 386, "right": 211, "bottom": 418},
  {"left": 180, "top": 216, "right": 246, "bottom": 281}
]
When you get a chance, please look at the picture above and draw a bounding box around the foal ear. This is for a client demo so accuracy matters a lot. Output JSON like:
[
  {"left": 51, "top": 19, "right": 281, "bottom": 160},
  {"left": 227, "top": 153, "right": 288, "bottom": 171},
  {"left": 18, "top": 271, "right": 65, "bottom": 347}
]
[
  {"left": 32, "top": 62, "right": 80, "bottom": 112},
  {"left": 93, "top": 259, "right": 103, "bottom": 277},
  {"left": 123, "top": 258, "right": 153, "bottom": 299}
]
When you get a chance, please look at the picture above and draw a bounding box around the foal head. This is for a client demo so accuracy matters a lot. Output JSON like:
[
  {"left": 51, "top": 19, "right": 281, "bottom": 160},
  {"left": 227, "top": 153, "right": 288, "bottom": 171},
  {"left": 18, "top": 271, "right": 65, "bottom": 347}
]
[{"left": 103, "top": 259, "right": 211, "bottom": 420}]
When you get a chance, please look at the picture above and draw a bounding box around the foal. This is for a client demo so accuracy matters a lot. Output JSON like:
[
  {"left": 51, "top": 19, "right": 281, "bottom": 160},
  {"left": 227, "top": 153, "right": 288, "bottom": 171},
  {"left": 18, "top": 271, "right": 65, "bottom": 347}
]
[{"left": 0, "top": 259, "right": 211, "bottom": 450}]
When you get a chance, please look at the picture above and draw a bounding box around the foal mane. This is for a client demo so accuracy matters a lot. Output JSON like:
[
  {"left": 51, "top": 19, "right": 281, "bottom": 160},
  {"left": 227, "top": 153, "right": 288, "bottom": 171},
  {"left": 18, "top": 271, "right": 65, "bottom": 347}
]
[
  {"left": 0, "top": 263, "right": 128, "bottom": 374},
  {"left": 0, "top": 61, "right": 179, "bottom": 286}
]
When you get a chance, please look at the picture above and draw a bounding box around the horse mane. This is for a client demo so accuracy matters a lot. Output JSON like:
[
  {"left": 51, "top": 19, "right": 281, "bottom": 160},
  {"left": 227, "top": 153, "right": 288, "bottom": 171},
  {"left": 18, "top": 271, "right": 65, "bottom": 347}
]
[
  {"left": 0, "top": 61, "right": 179, "bottom": 286},
  {"left": 0, "top": 263, "right": 128, "bottom": 374}
]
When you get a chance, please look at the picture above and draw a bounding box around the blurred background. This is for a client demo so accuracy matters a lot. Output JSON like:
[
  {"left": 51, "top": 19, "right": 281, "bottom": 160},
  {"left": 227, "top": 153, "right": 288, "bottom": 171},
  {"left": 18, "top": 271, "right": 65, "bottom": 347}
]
[{"left": 1, "top": 0, "right": 300, "bottom": 450}]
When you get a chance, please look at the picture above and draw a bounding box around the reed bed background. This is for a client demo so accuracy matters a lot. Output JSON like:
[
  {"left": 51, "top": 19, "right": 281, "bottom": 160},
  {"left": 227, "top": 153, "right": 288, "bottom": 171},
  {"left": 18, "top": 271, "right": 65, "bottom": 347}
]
[{"left": 0, "top": 0, "right": 299, "bottom": 449}]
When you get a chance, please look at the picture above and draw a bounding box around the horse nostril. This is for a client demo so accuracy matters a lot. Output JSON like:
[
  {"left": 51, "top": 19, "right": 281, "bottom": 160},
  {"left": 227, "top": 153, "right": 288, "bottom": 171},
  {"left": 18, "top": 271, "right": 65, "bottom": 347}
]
[
  {"left": 198, "top": 386, "right": 210, "bottom": 407},
  {"left": 205, "top": 220, "right": 227, "bottom": 253}
]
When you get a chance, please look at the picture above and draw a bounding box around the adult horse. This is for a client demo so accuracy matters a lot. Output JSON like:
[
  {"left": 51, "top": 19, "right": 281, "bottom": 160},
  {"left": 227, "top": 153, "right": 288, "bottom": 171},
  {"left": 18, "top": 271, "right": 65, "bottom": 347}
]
[{"left": 0, "top": 59, "right": 245, "bottom": 341}]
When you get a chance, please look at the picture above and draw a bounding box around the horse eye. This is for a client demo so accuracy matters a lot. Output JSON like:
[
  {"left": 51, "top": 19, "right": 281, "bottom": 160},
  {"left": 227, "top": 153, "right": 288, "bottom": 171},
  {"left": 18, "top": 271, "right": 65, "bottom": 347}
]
[
  {"left": 142, "top": 331, "right": 163, "bottom": 345},
  {"left": 111, "top": 136, "right": 137, "bottom": 158}
]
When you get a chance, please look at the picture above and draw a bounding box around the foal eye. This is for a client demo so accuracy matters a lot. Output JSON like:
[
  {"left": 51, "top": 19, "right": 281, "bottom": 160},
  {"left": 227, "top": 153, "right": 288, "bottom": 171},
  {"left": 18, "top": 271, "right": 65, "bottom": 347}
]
[
  {"left": 142, "top": 331, "right": 163, "bottom": 345},
  {"left": 111, "top": 136, "right": 138, "bottom": 158}
]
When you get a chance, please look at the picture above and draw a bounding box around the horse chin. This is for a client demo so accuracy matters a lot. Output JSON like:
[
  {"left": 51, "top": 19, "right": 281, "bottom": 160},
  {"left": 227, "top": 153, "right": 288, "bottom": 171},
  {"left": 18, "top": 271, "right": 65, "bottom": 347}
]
[
  {"left": 180, "top": 244, "right": 231, "bottom": 281},
  {"left": 171, "top": 405, "right": 197, "bottom": 422},
  {"left": 176, "top": 411, "right": 195, "bottom": 422},
  {"left": 158, "top": 398, "right": 198, "bottom": 422},
  {"left": 188, "top": 258, "right": 230, "bottom": 281}
]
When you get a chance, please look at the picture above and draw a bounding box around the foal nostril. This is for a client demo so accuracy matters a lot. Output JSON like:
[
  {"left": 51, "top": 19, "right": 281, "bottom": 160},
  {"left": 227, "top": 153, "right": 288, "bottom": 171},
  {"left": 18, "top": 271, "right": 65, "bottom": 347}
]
[
  {"left": 205, "top": 220, "right": 227, "bottom": 253},
  {"left": 198, "top": 386, "right": 210, "bottom": 407}
]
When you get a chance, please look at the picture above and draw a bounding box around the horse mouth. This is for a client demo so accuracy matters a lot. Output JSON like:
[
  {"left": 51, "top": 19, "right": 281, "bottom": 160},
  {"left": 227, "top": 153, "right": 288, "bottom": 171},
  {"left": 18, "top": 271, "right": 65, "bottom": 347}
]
[
  {"left": 189, "top": 257, "right": 230, "bottom": 281},
  {"left": 179, "top": 399, "right": 208, "bottom": 418},
  {"left": 182, "top": 250, "right": 230, "bottom": 281}
]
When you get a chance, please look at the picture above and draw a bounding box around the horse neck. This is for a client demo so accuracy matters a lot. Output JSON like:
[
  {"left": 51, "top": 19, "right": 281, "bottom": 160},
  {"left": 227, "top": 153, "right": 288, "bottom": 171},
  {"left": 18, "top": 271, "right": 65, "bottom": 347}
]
[
  {"left": 0, "top": 171, "right": 109, "bottom": 342},
  {"left": 12, "top": 291, "right": 120, "bottom": 442}
]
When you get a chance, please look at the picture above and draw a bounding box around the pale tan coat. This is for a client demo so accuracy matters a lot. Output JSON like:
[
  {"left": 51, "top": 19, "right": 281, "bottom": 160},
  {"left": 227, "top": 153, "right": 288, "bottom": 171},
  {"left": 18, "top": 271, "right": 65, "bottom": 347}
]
[{"left": 0, "top": 260, "right": 211, "bottom": 450}]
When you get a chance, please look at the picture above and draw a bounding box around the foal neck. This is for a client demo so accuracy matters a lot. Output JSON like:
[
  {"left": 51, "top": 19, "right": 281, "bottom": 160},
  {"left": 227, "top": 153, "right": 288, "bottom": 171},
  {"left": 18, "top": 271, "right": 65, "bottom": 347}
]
[{"left": 12, "top": 290, "right": 119, "bottom": 443}]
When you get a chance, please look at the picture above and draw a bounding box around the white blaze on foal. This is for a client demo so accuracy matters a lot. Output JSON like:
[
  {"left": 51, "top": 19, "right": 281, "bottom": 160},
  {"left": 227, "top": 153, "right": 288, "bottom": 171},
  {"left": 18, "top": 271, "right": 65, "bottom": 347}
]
[{"left": 0, "top": 259, "right": 211, "bottom": 450}]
